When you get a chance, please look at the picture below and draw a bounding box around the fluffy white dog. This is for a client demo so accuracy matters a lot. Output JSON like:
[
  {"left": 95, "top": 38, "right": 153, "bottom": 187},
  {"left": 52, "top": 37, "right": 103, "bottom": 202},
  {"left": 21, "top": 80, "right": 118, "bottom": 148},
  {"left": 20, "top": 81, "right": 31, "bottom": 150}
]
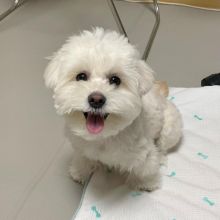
[{"left": 44, "top": 28, "right": 182, "bottom": 191}]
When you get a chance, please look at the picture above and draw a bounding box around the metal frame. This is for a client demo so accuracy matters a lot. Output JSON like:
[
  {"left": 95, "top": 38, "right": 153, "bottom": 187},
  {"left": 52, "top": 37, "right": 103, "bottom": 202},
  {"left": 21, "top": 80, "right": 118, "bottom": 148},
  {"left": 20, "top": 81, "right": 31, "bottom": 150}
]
[
  {"left": 107, "top": 0, "right": 160, "bottom": 61},
  {"left": 0, "top": 0, "right": 160, "bottom": 60},
  {"left": 0, "top": 0, "right": 26, "bottom": 22}
]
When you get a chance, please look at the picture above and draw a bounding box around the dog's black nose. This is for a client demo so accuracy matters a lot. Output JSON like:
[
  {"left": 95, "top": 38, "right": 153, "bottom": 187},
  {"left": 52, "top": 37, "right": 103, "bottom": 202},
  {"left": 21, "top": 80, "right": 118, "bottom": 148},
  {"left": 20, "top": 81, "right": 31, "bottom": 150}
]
[{"left": 88, "top": 92, "right": 106, "bottom": 109}]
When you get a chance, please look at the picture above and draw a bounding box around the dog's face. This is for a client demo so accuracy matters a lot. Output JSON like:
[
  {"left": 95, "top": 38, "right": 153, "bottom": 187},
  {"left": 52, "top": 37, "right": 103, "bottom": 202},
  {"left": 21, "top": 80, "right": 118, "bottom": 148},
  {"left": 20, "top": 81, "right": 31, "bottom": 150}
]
[{"left": 44, "top": 28, "right": 154, "bottom": 140}]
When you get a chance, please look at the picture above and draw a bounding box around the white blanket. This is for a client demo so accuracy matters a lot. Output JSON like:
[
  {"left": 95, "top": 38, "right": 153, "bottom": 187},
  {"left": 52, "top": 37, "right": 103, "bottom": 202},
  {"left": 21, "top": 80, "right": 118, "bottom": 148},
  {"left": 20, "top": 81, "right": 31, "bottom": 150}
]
[{"left": 72, "top": 87, "right": 220, "bottom": 220}]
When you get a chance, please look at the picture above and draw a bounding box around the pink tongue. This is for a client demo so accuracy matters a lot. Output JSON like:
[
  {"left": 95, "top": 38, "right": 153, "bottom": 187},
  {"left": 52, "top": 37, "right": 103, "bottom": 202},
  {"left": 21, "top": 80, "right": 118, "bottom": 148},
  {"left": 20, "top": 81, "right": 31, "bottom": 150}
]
[{"left": 86, "top": 113, "right": 104, "bottom": 134}]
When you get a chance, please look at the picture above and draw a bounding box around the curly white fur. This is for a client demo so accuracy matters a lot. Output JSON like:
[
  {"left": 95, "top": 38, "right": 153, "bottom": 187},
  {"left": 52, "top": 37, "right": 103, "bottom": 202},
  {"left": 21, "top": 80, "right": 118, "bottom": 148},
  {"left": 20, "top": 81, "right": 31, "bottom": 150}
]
[{"left": 44, "top": 27, "right": 182, "bottom": 191}]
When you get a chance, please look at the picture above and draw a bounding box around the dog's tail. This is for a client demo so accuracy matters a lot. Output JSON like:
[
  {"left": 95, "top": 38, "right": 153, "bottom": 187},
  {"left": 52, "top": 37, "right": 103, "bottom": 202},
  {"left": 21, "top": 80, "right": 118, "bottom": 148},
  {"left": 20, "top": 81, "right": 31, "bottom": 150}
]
[{"left": 154, "top": 81, "right": 169, "bottom": 97}]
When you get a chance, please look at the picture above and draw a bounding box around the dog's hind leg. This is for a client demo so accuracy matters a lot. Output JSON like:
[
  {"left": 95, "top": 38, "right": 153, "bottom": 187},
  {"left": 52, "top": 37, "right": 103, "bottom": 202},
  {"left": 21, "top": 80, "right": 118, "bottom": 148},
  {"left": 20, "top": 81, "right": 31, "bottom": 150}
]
[{"left": 156, "top": 101, "right": 182, "bottom": 154}]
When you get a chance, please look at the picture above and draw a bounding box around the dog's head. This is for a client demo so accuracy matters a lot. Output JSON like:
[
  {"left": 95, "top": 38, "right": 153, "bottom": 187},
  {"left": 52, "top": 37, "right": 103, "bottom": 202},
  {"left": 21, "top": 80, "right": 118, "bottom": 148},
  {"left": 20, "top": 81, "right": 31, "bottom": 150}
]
[{"left": 44, "top": 28, "right": 154, "bottom": 140}]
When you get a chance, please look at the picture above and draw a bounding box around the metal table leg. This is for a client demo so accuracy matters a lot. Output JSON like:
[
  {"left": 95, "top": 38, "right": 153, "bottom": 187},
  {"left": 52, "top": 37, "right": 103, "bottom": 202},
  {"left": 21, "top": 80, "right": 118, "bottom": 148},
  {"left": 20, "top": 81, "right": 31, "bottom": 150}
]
[
  {"left": 107, "top": 0, "right": 128, "bottom": 38},
  {"left": 1, "top": 0, "right": 159, "bottom": 60},
  {"left": 0, "top": 0, "right": 26, "bottom": 22},
  {"left": 107, "top": 0, "right": 160, "bottom": 61},
  {"left": 142, "top": 0, "right": 160, "bottom": 60}
]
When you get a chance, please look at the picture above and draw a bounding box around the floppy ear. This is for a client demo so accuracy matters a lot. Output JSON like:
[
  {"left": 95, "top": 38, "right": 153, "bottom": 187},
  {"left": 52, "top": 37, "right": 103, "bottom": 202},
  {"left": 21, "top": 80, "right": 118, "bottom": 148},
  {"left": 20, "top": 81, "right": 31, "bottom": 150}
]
[
  {"left": 136, "top": 60, "right": 155, "bottom": 95},
  {"left": 44, "top": 52, "right": 63, "bottom": 90}
]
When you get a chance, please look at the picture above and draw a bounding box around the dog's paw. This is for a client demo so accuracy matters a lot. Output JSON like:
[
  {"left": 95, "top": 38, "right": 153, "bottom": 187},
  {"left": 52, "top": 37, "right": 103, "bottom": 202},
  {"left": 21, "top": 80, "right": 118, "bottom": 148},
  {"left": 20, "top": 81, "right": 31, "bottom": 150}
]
[
  {"left": 69, "top": 167, "right": 90, "bottom": 185},
  {"left": 126, "top": 173, "right": 161, "bottom": 192},
  {"left": 138, "top": 177, "right": 161, "bottom": 192},
  {"left": 69, "top": 156, "right": 97, "bottom": 185}
]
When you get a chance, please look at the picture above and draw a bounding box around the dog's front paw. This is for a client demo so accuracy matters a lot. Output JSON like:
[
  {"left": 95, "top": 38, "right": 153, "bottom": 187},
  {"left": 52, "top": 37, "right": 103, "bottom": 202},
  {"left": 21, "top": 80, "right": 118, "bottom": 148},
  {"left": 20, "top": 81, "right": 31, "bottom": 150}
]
[
  {"left": 69, "top": 160, "right": 96, "bottom": 184},
  {"left": 69, "top": 166, "right": 91, "bottom": 185},
  {"left": 69, "top": 154, "right": 97, "bottom": 184},
  {"left": 126, "top": 173, "right": 161, "bottom": 192}
]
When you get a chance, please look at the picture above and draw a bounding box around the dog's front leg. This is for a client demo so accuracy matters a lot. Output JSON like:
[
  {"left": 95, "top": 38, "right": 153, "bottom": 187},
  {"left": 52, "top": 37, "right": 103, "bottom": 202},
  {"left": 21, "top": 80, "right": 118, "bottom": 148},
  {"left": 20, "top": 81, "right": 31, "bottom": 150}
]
[
  {"left": 126, "top": 147, "right": 161, "bottom": 191},
  {"left": 69, "top": 151, "right": 96, "bottom": 184}
]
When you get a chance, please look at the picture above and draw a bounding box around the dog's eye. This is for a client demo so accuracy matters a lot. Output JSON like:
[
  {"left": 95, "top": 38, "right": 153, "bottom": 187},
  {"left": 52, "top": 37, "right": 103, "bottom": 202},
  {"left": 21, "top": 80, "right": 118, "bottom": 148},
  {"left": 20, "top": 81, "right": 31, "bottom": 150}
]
[
  {"left": 109, "top": 75, "right": 121, "bottom": 86},
  {"left": 76, "top": 72, "right": 88, "bottom": 81}
]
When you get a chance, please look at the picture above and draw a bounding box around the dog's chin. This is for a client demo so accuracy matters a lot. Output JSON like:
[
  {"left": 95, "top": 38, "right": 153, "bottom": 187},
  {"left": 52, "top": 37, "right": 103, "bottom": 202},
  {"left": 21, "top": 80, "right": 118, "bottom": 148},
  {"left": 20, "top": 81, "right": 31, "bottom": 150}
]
[{"left": 65, "top": 110, "right": 138, "bottom": 141}]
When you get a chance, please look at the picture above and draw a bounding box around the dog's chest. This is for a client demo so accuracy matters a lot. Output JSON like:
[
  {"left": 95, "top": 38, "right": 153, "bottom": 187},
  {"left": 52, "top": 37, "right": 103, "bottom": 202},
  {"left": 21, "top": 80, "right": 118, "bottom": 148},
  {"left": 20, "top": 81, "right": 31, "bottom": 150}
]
[{"left": 83, "top": 135, "right": 148, "bottom": 169}]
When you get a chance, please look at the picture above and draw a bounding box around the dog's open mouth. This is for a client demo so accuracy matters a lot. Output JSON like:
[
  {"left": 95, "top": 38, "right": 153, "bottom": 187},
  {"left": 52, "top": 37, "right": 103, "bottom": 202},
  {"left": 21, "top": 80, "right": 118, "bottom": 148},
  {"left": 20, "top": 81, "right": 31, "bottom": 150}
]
[{"left": 83, "top": 112, "right": 109, "bottom": 134}]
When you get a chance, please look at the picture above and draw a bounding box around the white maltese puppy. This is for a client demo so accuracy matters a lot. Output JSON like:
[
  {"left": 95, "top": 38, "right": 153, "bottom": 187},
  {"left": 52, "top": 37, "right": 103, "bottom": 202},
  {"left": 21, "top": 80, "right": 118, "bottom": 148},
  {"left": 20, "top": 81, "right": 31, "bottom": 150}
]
[{"left": 44, "top": 28, "right": 182, "bottom": 191}]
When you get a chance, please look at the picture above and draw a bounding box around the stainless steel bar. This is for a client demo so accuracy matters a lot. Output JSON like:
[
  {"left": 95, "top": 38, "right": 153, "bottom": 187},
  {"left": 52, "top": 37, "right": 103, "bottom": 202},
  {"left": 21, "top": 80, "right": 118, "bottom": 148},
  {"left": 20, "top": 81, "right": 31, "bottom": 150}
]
[
  {"left": 142, "top": 0, "right": 160, "bottom": 60},
  {"left": 0, "top": 0, "right": 26, "bottom": 22},
  {"left": 107, "top": 0, "right": 128, "bottom": 38},
  {"left": 107, "top": 0, "right": 160, "bottom": 61}
]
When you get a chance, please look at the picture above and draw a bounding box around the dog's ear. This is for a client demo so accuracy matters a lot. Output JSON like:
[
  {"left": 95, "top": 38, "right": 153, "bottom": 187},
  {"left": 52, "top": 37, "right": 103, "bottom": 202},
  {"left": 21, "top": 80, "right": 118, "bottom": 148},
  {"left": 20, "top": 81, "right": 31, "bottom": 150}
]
[
  {"left": 44, "top": 52, "right": 63, "bottom": 90},
  {"left": 136, "top": 60, "right": 154, "bottom": 96}
]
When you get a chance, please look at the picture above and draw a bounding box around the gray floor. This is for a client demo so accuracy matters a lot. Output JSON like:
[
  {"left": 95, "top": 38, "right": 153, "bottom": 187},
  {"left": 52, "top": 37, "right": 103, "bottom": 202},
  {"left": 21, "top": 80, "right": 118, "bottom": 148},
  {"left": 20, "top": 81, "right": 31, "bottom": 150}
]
[{"left": 0, "top": 0, "right": 220, "bottom": 220}]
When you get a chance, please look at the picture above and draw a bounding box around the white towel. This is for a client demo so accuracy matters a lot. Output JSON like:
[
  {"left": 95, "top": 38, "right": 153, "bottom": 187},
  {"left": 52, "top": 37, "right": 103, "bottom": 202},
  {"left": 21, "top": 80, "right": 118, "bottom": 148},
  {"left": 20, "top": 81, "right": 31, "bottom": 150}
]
[{"left": 72, "top": 87, "right": 220, "bottom": 220}]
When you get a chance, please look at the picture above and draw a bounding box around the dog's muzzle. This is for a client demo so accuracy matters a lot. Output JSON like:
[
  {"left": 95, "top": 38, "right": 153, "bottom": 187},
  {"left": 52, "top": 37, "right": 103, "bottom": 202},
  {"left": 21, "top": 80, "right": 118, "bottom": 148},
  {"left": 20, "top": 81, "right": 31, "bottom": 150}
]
[
  {"left": 84, "top": 92, "right": 109, "bottom": 134},
  {"left": 83, "top": 112, "right": 109, "bottom": 135},
  {"left": 88, "top": 92, "right": 106, "bottom": 109}
]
